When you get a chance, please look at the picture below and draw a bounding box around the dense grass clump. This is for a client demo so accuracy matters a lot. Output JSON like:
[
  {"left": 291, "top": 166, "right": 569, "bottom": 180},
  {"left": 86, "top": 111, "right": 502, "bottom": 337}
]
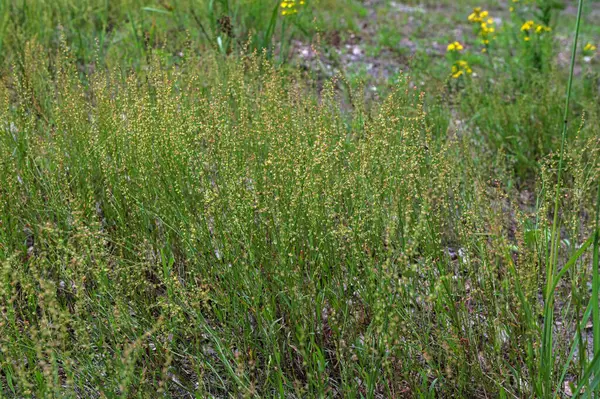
[
  {"left": 0, "top": 41, "right": 598, "bottom": 398},
  {"left": 0, "top": 0, "right": 359, "bottom": 71}
]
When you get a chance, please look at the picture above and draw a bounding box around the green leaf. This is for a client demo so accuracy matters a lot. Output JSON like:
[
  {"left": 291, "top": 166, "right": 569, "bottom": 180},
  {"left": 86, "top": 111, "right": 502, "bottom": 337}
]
[{"left": 142, "top": 7, "right": 172, "bottom": 15}]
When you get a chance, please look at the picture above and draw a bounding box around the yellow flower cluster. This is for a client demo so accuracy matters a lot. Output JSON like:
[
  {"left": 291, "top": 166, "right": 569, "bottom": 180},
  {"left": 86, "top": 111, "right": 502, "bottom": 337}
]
[
  {"left": 520, "top": 20, "right": 551, "bottom": 41},
  {"left": 468, "top": 8, "right": 495, "bottom": 46},
  {"left": 451, "top": 60, "right": 472, "bottom": 78},
  {"left": 447, "top": 41, "right": 464, "bottom": 52},
  {"left": 583, "top": 43, "right": 597, "bottom": 52},
  {"left": 468, "top": 7, "right": 489, "bottom": 23},
  {"left": 520, "top": 20, "right": 534, "bottom": 31},
  {"left": 480, "top": 19, "right": 495, "bottom": 44},
  {"left": 280, "top": 0, "right": 305, "bottom": 16}
]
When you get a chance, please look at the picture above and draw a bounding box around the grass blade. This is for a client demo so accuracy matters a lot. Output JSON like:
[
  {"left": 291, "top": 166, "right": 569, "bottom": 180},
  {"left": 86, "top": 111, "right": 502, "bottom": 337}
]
[
  {"left": 542, "top": 0, "right": 585, "bottom": 395},
  {"left": 592, "top": 182, "right": 600, "bottom": 396}
]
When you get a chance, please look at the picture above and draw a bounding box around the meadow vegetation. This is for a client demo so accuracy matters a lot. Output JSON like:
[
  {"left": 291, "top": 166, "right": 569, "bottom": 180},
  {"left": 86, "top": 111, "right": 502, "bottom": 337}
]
[{"left": 0, "top": 0, "right": 599, "bottom": 397}]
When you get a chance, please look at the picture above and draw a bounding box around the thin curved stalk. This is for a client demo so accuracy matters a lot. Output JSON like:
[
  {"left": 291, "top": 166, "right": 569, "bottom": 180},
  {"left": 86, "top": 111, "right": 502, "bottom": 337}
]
[
  {"left": 542, "top": 0, "right": 585, "bottom": 396},
  {"left": 592, "top": 182, "right": 600, "bottom": 397}
]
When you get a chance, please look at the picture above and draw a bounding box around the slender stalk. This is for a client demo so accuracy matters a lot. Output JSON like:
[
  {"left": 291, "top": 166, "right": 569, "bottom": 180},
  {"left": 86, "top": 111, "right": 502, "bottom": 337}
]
[
  {"left": 593, "top": 182, "right": 600, "bottom": 397},
  {"left": 543, "top": 0, "right": 585, "bottom": 395}
]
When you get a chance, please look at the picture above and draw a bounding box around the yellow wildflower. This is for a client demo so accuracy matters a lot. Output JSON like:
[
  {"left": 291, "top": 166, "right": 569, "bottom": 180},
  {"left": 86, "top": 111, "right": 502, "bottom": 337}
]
[
  {"left": 481, "top": 22, "right": 495, "bottom": 34},
  {"left": 583, "top": 43, "right": 597, "bottom": 52},
  {"left": 467, "top": 8, "right": 495, "bottom": 49},
  {"left": 468, "top": 7, "right": 488, "bottom": 23},
  {"left": 451, "top": 60, "right": 472, "bottom": 78},
  {"left": 521, "top": 20, "right": 534, "bottom": 32},
  {"left": 280, "top": 0, "right": 304, "bottom": 16},
  {"left": 535, "top": 25, "right": 551, "bottom": 34},
  {"left": 447, "top": 41, "right": 464, "bottom": 52}
]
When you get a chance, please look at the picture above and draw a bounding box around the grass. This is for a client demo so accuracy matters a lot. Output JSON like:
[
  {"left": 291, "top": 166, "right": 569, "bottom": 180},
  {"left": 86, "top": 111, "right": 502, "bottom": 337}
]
[
  {"left": 0, "top": 0, "right": 358, "bottom": 71},
  {"left": 542, "top": 0, "right": 584, "bottom": 396},
  {"left": 593, "top": 183, "right": 600, "bottom": 398},
  {"left": 0, "top": 0, "right": 599, "bottom": 398}
]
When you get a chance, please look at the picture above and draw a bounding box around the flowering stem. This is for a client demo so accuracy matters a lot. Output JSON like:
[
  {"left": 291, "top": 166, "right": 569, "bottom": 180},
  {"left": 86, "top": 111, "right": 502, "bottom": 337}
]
[
  {"left": 593, "top": 176, "right": 600, "bottom": 397},
  {"left": 543, "top": 0, "right": 584, "bottom": 395}
]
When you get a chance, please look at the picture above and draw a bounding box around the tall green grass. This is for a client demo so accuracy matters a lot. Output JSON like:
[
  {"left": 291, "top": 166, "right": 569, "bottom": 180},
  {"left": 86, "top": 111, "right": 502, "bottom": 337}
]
[
  {"left": 0, "top": 40, "right": 598, "bottom": 397},
  {"left": 593, "top": 183, "right": 600, "bottom": 398},
  {"left": 541, "top": 0, "right": 585, "bottom": 396},
  {"left": 540, "top": 1, "right": 600, "bottom": 397},
  {"left": 0, "top": 0, "right": 356, "bottom": 71}
]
